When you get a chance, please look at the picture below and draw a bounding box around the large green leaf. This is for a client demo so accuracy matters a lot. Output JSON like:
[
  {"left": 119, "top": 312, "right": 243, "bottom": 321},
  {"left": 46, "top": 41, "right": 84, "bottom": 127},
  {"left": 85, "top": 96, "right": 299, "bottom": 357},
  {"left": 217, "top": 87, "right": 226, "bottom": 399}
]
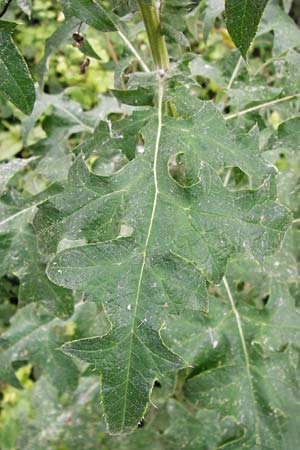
[
  {"left": 45, "top": 84, "right": 291, "bottom": 433},
  {"left": 0, "top": 20, "right": 35, "bottom": 115},
  {"left": 225, "top": 0, "right": 269, "bottom": 58}
]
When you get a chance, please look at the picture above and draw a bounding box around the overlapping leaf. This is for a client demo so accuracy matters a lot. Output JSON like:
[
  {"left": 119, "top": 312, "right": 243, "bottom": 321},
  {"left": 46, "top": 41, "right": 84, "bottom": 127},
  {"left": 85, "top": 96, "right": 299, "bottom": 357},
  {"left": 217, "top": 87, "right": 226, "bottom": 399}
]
[
  {"left": 0, "top": 159, "right": 34, "bottom": 195},
  {"left": 16, "top": 0, "right": 32, "bottom": 17},
  {"left": 163, "top": 276, "right": 300, "bottom": 448}
]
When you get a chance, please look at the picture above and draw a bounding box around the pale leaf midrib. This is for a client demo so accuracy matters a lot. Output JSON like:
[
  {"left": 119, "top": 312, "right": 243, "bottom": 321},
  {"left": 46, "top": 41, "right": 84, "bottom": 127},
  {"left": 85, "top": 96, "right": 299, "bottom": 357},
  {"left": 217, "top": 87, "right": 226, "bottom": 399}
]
[{"left": 118, "top": 77, "right": 164, "bottom": 432}]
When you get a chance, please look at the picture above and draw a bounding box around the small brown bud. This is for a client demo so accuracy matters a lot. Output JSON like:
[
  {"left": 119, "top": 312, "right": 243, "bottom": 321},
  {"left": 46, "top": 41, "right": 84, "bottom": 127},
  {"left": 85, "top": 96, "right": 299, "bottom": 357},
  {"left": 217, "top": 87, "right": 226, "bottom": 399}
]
[{"left": 80, "top": 58, "right": 90, "bottom": 75}]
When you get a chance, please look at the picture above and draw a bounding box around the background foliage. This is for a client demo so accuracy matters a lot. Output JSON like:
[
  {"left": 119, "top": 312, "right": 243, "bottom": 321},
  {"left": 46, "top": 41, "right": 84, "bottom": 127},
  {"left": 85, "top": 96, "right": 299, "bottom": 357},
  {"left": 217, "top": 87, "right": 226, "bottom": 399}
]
[{"left": 0, "top": 0, "right": 300, "bottom": 449}]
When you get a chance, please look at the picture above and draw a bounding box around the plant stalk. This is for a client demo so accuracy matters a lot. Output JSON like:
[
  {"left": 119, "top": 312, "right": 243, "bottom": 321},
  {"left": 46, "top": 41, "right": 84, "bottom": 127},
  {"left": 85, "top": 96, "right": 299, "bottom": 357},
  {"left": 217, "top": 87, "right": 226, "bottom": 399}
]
[
  {"left": 137, "top": 0, "right": 169, "bottom": 71},
  {"left": 225, "top": 93, "right": 300, "bottom": 121},
  {"left": 117, "top": 29, "right": 150, "bottom": 73}
]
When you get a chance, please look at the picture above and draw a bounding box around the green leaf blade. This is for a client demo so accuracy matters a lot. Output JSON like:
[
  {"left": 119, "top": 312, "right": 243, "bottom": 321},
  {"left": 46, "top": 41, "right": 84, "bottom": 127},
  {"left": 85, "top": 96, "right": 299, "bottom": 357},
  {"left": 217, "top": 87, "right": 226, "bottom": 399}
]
[
  {"left": 225, "top": 0, "right": 269, "bottom": 57},
  {"left": 0, "top": 21, "right": 35, "bottom": 115}
]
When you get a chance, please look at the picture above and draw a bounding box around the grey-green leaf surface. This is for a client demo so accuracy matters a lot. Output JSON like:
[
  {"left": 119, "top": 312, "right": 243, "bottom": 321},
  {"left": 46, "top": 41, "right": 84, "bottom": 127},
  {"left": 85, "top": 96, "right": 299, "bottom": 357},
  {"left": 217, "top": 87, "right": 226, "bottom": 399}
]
[
  {"left": 259, "top": 3, "right": 300, "bottom": 56},
  {"left": 265, "top": 117, "right": 300, "bottom": 212},
  {"left": 204, "top": 0, "right": 224, "bottom": 41},
  {"left": 0, "top": 20, "right": 35, "bottom": 115},
  {"left": 46, "top": 86, "right": 290, "bottom": 433},
  {"left": 33, "top": 160, "right": 125, "bottom": 255},
  {"left": 73, "top": 110, "right": 153, "bottom": 161},
  {"left": 162, "top": 186, "right": 299, "bottom": 449},
  {"left": 112, "top": 87, "right": 154, "bottom": 106},
  {"left": 170, "top": 89, "right": 276, "bottom": 189},
  {"left": 225, "top": 0, "right": 269, "bottom": 58},
  {"left": 16, "top": 0, "right": 32, "bottom": 17},
  {"left": 0, "top": 158, "right": 33, "bottom": 194},
  {"left": 160, "top": 0, "right": 200, "bottom": 46},
  {"left": 22, "top": 89, "right": 121, "bottom": 144}
]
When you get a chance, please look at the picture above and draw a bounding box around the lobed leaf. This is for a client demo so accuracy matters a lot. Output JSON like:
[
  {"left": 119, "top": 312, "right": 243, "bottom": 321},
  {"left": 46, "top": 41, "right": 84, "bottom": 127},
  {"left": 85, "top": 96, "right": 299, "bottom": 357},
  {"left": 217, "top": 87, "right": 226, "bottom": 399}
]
[{"left": 46, "top": 86, "right": 291, "bottom": 433}]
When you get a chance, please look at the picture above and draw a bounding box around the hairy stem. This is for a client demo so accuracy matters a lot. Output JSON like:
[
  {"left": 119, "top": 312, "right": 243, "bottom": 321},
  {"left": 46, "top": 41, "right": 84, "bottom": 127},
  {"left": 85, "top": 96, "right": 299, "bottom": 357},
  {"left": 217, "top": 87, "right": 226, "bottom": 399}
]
[{"left": 137, "top": 0, "right": 169, "bottom": 70}]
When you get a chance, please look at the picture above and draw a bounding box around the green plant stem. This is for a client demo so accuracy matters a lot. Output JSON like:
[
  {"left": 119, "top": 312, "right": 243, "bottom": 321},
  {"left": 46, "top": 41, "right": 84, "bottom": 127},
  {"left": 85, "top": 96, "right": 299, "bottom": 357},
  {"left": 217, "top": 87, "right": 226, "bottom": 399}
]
[
  {"left": 137, "top": 0, "right": 169, "bottom": 70},
  {"left": 227, "top": 56, "right": 243, "bottom": 90},
  {"left": 225, "top": 93, "right": 300, "bottom": 121},
  {"left": 223, "top": 167, "right": 232, "bottom": 187},
  {"left": 223, "top": 276, "right": 254, "bottom": 392}
]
